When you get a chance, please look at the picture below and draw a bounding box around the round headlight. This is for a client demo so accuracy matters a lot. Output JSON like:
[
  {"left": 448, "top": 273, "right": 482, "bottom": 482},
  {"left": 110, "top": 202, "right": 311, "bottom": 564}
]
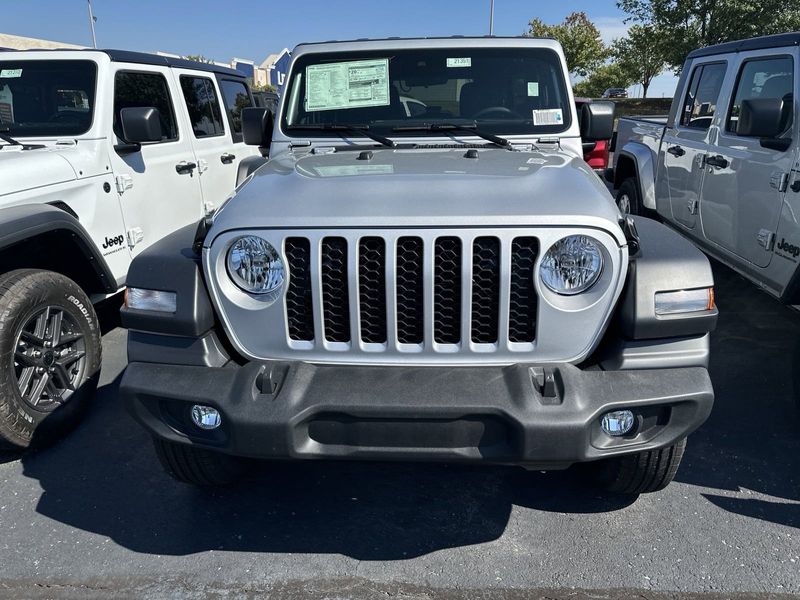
[
  {"left": 226, "top": 236, "right": 285, "bottom": 294},
  {"left": 540, "top": 235, "right": 604, "bottom": 295}
]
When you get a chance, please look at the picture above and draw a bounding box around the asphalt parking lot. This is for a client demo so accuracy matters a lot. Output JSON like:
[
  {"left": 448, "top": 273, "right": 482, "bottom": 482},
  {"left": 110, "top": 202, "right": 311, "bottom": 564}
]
[{"left": 0, "top": 260, "right": 799, "bottom": 599}]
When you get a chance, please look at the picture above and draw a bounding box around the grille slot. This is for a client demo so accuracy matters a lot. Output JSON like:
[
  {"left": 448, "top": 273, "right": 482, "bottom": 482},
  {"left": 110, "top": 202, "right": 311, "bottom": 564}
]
[
  {"left": 471, "top": 237, "right": 500, "bottom": 343},
  {"left": 395, "top": 237, "right": 424, "bottom": 344},
  {"left": 433, "top": 237, "right": 462, "bottom": 344},
  {"left": 321, "top": 237, "right": 351, "bottom": 343},
  {"left": 285, "top": 237, "right": 314, "bottom": 342},
  {"left": 358, "top": 237, "right": 387, "bottom": 344},
  {"left": 508, "top": 237, "right": 539, "bottom": 343}
]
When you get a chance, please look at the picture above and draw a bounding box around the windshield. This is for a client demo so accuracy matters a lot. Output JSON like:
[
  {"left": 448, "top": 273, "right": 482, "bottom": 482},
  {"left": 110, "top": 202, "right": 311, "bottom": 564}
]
[
  {"left": 0, "top": 60, "right": 97, "bottom": 137},
  {"left": 282, "top": 47, "right": 571, "bottom": 138}
]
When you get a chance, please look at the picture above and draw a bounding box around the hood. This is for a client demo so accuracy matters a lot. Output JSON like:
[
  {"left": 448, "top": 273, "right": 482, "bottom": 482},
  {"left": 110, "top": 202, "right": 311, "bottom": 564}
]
[
  {"left": 210, "top": 147, "right": 624, "bottom": 244},
  {"left": 0, "top": 145, "right": 77, "bottom": 197}
]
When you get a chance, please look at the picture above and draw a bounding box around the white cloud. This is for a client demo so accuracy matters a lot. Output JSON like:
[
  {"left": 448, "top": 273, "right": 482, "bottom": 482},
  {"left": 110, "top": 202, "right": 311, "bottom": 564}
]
[{"left": 594, "top": 16, "right": 630, "bottom": 44}]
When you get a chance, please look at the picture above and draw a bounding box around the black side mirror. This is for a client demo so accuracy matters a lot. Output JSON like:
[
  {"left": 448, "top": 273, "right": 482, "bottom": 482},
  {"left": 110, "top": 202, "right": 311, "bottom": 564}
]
[
  {"left": 580, "top": 101, "right": 615, "bottom": 142},
  {"left": 120, "top": 107, "right": 163, "bottom": 143},
  {"left": 738, "top": 98, "right": 791, "bottom": 151},
  {"left": 242, "top": 107, "right": 274, "bottom": 149}
]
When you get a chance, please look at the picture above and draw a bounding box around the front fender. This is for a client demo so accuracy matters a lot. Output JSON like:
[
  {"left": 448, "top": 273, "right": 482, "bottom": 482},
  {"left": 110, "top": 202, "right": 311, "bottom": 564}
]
[{"left": 616, "top": 143, "right": 657, "bottom": 211}]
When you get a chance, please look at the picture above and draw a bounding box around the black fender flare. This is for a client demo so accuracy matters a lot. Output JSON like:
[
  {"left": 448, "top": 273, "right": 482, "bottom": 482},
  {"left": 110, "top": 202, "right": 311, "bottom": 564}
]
[{"left": 0, "top": 203, "right": 117, "bottom": 294}]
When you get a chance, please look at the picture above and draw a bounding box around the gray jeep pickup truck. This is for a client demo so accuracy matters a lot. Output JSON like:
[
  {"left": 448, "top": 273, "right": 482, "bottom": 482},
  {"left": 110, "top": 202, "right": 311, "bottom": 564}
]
[
  {"left": 119, "top": 37, "right": 717, "bottom": 495},
  {"left": 612, "top": 32, "right": 799, "bottom": 304}
]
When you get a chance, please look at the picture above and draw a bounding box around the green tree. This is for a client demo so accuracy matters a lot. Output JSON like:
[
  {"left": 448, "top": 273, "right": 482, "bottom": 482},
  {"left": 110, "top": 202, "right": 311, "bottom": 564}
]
[
  {"left": 613, "top": 24, "right": 666, "bottom": 97},
  {"left": 618, "top": 0, "right": 800, "bottom": 72},
  {"left": 184, "top": 54, "right": 213, "bottom": 64},
  {"left": 525, "top": 12, "right": 609, "bottom": 77},
  {"left": 573, "top": 63, "right": 635, "bottom": 98}
]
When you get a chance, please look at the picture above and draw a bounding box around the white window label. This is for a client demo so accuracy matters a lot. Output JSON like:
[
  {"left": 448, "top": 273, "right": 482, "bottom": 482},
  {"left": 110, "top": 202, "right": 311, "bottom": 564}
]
[
  {"left": 305, "top": 58, "right": 390, "bottom": 112},
  {"left": 446, "top": 57, "right": 471, "bottom": 68},
  {"left": 527, "top": 82, "right": 539, "bottom": 96},
  {"left": 0, "top": 85, "right": 13, "bottom": 123},
  {"left": 0, "top": 69, "right": 22, "bottom": 78},
  {"left": 532, "top": 108, "right": 563, "bottom": 126}
]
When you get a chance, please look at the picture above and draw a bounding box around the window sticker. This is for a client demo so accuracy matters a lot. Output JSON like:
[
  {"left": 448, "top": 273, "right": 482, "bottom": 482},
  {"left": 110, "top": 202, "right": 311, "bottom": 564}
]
[
  {"left": 532, "top": 108, "right": 563, "bottom": 126},
  {"left": 527, "top": 82, "right": 539, "bottom": 96},
  {"left": 0, "top": 69, "right": 22, "bottom": 78},
  {"left": 446, "top": 57, "right": 471, "bottom": 68},
  {"left": 0, "top": 85, "right": 13, "bottom": 123},
  {"left": 305, "top": 58, "right": 390, "bottom": 112}
]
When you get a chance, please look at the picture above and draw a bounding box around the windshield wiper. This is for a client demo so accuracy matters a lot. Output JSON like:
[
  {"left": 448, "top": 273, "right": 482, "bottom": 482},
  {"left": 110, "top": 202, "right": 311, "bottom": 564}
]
[
  {"left": 0, "top": 126, "right": 22, "bottom": 146},
  {"left": 285, "top": 123, "right": 395, "bottom": 148},
  {"left": 392, "top": 122, "right": 511, "bottom": 149}
]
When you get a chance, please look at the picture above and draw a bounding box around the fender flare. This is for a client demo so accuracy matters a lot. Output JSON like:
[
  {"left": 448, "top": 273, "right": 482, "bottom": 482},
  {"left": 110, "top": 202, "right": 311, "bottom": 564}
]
[
  {"left": 236, "top": 155, "right": 268, "bottom": 187},
  {"left": 615, "top": 143, "right": 658, "bottom": 211},
  {"left": 0, "top": 203, "right": 117, "bottom": 293}
]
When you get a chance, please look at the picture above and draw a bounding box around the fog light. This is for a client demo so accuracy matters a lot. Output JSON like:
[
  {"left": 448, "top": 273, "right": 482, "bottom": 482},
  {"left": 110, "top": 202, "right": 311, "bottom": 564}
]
[
  {"left": 601, "top": 410, "right": 635, "bottom": 436},
  {"left": 191, "top": 405, "right": 221, "bottom": 430}
]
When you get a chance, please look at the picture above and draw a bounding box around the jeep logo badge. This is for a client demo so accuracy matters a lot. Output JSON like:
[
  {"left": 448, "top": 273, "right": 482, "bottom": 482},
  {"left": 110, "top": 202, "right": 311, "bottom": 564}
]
[
  {"left": 776, "top": 238, "right": 800, "bottom": 259},
  {"left": 102, "top": 234, "right": 125, "bottom": 250}
]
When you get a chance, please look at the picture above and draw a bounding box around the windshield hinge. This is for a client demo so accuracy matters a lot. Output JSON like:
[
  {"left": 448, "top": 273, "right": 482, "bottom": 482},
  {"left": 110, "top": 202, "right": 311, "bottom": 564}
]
[
  {"left": 536, "top": 137, "right": 561, "bottom": 148},
  {"left": 312, "top": 146, "right": 337, "bottom": 155},
  {"left": 510, "top": 143, "right": 534, "bottom": 152},
  {"left": 115, "top": 174, "right": 133, "bottom": 195}
]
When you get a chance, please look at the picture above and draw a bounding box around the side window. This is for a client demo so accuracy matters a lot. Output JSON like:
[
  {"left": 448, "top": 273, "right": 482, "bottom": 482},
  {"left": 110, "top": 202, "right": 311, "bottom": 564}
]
[
  {"left": 219, "top": 79, "right": 253, "bottom": 139},
  {"left": 726, "top": 56, "right": 794, "bottom": 134},
  {"left": 680, "top": 62, "right": 726, "bottom": 130},
  {"left": 114, "top": 71, "right": 178, "bottom": 141},
  {"left": 180, "top": 76, "right": 225, "bottom": 138}
]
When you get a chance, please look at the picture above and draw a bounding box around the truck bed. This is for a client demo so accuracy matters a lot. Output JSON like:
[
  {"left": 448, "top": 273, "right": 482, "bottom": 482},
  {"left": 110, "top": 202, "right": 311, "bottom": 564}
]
[{"left": 612, "top": 116, "right": 667, "bottom": 169}]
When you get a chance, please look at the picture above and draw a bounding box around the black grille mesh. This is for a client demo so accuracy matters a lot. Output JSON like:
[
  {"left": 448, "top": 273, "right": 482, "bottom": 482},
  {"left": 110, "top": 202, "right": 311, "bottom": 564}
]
[
  {"left": 321, "top": 237, "right": 350, "bottom": 342},
  {"left": 395, "top": 237, "right": 424, "bottom": 344},
  {"left": 471, "top": 237, "right": 500, "bottom": 343},
  {"left": 433, "top": 237, "right": 462, "bottom": 344},
  {"left": 285, "top": 237, "right": 314, "bottom": 342},
  {"left": 508, "top": 237, "right": 539, "bottom": 343},
  {"left": 358, "top": 237, "right": 387, "bottom": 344}
]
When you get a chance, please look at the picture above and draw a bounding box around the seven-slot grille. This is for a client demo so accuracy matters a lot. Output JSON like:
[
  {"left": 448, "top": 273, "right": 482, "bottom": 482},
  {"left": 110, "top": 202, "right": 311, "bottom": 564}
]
[{"left": 284, "top": 234, "right": 539, "bottom": 350}]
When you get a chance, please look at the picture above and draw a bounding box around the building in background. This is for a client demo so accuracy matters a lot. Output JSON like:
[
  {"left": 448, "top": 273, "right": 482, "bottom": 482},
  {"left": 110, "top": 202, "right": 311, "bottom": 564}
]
[
  {"left": 260, "top": 48, "right": 290, "bottom": 90},
  {"left": 0, "top": 32, "right": 84, "bottom": 50}
]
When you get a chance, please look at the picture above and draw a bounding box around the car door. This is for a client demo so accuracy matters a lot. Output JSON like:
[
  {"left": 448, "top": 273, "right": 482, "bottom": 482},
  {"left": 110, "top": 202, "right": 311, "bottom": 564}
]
[
  {"left": 661, "top": 61, "right": 727, "bottom": 230},
  {"left": 107, "top": 65, "right": 203, "bottom": 256},
  {"left": 699, "top": 52, "right": 796, "bottom": 268}
]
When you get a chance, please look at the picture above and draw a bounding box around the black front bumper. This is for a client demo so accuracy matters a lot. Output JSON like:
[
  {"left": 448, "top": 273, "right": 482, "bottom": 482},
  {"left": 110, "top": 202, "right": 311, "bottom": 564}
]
[{"left": 121, "top": 360, "right": 714, "bottom": 468}]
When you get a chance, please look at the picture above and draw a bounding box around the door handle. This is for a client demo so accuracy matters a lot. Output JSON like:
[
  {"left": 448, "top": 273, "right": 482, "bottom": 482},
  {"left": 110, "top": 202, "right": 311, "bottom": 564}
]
[
  {"left": 220, "top": 153, "right": 236, "bottom": 164},
  {"left": 704, "top": 154, "right": 728, "bottom": 169},
  {"left": 667, "top": 145, "right": 685, "bottom": 157},
  {"left": 175, "top": 161, "right": 198, "bottom": 174}
]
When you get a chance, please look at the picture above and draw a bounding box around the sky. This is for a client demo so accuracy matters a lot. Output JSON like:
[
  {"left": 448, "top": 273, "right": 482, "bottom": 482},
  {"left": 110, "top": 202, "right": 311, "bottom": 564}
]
[{"left": 3, "top": 0, "right": 678, "bottom": 97}]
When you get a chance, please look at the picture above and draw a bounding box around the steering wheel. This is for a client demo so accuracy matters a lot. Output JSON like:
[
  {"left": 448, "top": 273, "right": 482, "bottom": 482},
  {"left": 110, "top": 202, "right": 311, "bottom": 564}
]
[{"left": 472, "top": 106, "right": 521, "bottom": 120}]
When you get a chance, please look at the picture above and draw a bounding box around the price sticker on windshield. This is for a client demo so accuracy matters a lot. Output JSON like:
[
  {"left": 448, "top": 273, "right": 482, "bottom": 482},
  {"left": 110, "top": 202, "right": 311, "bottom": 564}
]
[
  {"left": 0, "top": 69, "right": 22, "bottom": 78},
  {"left": 532, "top": 108, "right": 564, "bottom": 126},
  {"left": 446, "top": 57, "right": 471, "bottom": 68},
  {"left": 305, "top": 58, "right": 390, "bottom": 112}
]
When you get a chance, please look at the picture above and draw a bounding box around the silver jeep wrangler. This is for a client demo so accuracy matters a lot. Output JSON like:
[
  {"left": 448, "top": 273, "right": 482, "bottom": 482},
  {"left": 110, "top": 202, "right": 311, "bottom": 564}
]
[{"left": 120, "top": 37, "right": 717, "bottom": 495}]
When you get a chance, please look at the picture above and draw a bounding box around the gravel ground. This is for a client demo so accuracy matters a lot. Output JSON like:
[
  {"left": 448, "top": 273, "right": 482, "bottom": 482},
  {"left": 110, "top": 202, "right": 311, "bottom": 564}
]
[{"left": 0, "top": 261, "right": 798, "bottom": 599}]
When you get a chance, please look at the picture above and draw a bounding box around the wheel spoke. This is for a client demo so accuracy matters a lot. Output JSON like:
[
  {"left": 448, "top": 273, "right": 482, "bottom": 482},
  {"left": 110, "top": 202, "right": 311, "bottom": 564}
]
[
  {"left": 45, "top": 380, "right": 64, "bottom": 403},
  {"left": 17, "top": 367, "right": 34, "bottom": 395},
  {"left": 52, "top": 363, "right": 76, "bottom": 391},
  {"left": 49, "top": 310, "right": 63, "bottom": 346},
  {"left": 27, "top": 372, "right": 50, "bottom": 405},
  {"left": 58, "top": 350, "right": 85, "bottom": 368},
  {"left": 14, "top": 351, "right": 37, "bottom": 367},
  {"left": 34, "top": 307, "right": 50, "bottom": 339},
  {"left": 20, "top": 331, "right": 45, "bottom": 346},
  {"left": 55, "top": 333, "right": 83, "bottom": 347}
]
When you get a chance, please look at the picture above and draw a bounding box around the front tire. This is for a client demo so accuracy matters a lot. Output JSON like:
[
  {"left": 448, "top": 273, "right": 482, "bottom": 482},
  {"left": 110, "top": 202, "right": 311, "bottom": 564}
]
[
  {"left": 153, "top": 438, "right": 249, "bottom": 486},
  {"left": 616, "top": 177, "right": 641, "bottom": 216},
  {"left": 588, "top": 438, "right": 687, "bottom": 495},
  {"left": 0, "top": 269, "right": 101, "bottom": 450}
]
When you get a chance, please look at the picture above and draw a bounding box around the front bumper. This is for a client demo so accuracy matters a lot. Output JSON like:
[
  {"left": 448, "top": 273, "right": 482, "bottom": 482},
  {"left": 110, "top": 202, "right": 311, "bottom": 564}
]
[{"left": 121, "top": 360, "right": 713, "bottom": 468}]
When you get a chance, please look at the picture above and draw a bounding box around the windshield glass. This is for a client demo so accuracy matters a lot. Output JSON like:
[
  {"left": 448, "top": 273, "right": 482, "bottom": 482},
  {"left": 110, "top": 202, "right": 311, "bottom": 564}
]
[
  {"left": 0, "top": 60, "right": 97, "bottom": 137},
  {"left": 282, "top": 47, "right": 571, "bottom": 137}
]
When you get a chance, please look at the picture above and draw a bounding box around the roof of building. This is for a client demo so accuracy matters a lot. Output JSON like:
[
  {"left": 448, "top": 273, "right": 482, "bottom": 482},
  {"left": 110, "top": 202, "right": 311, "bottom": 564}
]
[
  {"left": 0, "top": 32, "right": 84, "bottom": 50},
  {"left": 687, "top": 32, "right": 800, "bottom": 59}
]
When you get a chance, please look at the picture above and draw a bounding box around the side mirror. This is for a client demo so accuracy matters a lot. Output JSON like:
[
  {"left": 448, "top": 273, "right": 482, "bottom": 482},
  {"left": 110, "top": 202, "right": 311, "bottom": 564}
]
[
  {"left": 242, "top": 107, "right": 274, "bottom": 149},
  {"left": 738, "top": 98, "right": 784, "bottom": 138},
  {"left": 120, "top": 107, "right": 163, "bottom": 143},
  {"left": 580, "top": 101, "right": 615, "bottom": 142}
]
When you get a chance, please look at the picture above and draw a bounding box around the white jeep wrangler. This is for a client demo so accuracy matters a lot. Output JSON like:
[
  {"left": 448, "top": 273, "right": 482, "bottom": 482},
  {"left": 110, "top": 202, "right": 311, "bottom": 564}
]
[{"left": 0, "top": 49, "right": 264, "bottom": 449}]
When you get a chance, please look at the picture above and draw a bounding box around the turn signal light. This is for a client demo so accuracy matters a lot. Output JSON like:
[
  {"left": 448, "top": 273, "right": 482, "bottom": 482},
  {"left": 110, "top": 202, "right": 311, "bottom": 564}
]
[{"left": 654, "top": 287, "right": 714, "bottom": 316}]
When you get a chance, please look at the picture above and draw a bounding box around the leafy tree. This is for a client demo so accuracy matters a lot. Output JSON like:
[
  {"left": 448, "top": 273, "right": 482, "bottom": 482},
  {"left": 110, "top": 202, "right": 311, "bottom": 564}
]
[
  {"left": 252, "top": 83, "right": 277, "bottom": 93},
  {"left": 618, "top": 0, "right": 800, "bottom": 72},
  {"left": 525, "top": 12, "right": 609, "bottom": 77},
  {"left": 613, "top": 24, "right": 666, "bottom": 97},
  {"left": 573, "top": 63, "right": 635, "bottom": 98},
  {"left": 184, "top": 54, "right": 213, "bottom": 64}
]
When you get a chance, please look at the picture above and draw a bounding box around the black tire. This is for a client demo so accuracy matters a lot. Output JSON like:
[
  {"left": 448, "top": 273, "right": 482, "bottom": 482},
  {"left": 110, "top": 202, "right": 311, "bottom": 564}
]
[
  {"left": 616, "top": 177, "right": 641, "bottom": 216},
  {"left": 588, "top": 438, "right": 687, "bottom": 495},
  {"left": 0, "top": 269, "right": 101, "bottom": 450},
  {"left": 153, "top": 438, "right": 249, "bottom": 486}
]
